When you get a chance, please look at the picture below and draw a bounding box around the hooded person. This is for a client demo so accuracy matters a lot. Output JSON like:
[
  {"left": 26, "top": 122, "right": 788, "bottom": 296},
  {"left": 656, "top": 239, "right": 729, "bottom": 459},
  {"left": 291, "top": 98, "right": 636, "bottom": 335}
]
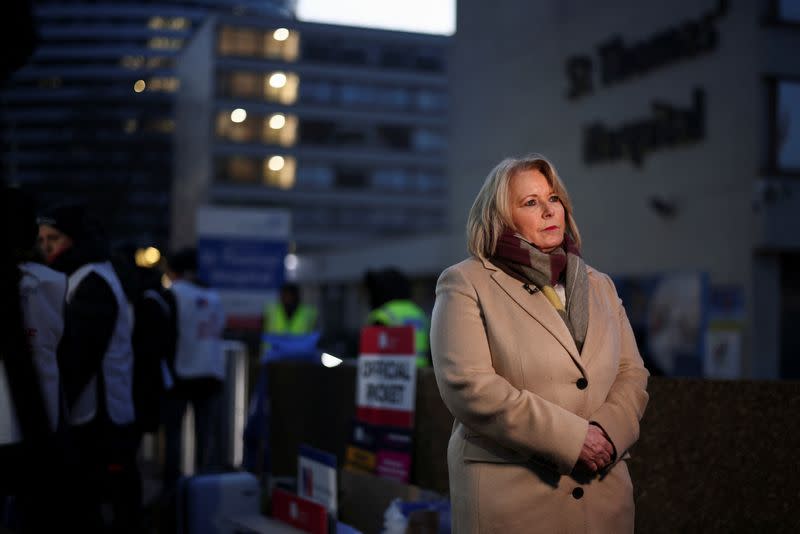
[
  {"left": 37, "top": 203, "right": 141, "bottom": 531},
  {"left": 0, "top": 187, "right": 69, "bottom": 532}
]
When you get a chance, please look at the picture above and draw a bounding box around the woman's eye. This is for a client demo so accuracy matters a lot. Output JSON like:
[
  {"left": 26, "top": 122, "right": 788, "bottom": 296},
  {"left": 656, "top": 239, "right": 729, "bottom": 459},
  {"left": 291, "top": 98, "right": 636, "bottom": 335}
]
[
  {"left": 549, "top": 195, "right": 560, "bottom": 202},
  {"left": 524, "top": 199, "right": 536, "bottom": 206}
]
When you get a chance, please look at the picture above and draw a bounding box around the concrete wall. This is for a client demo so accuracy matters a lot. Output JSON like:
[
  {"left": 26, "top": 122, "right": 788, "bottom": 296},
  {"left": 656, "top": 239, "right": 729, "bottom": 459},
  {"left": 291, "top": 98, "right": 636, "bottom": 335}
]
[
  {"left": 449, "top": 0, "right": 760, "bottom": 274},
  {"left": 172, "top": 17, "right": 215, "bottom": 250},
  {"left": 445, "top": 0, "right": 777, "bottom": 375}
]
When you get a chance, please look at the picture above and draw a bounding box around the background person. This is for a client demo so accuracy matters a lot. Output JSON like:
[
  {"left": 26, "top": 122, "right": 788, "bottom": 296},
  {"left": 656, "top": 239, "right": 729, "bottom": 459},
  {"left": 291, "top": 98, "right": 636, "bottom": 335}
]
[
  {"left": 37, "top": 203, "right": 140, "bottom": 532},
  {"left": 364, "top": 267, "right": 430, "bottom": 367},
  {"left": 161, "top": 247, "right": 226, "bottom": 491},
  {"left": 261, "top": 282, "right": 318, "bottom": 357},
  {"left": 430, "top": 153, "right": 649, "bottom": 533},
  {"left": 0, "top": 187, "right": 67, "bottom": 532}
]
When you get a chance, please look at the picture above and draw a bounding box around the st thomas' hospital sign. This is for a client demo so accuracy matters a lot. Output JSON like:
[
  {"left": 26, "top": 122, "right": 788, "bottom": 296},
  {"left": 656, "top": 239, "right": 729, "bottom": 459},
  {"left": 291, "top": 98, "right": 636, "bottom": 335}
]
[{"left": 565, "top": 0, "right": 728, "bottom": 166}]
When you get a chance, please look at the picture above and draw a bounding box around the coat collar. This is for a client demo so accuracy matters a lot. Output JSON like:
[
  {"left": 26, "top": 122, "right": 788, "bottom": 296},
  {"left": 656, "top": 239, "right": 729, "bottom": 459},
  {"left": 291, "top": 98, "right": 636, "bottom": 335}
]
[{"left": 479, "top": 257, "right": 586, "bottom": 374}]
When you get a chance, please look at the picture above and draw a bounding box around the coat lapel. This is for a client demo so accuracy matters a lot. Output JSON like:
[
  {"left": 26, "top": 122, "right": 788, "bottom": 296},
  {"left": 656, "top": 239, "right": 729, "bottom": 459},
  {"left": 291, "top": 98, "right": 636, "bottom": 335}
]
[
  {"left": 576, "top": 275, "right": 607, "bottom": 368},
  {"left": 482, "top": 258, "right": 586, "bottom": 374}
]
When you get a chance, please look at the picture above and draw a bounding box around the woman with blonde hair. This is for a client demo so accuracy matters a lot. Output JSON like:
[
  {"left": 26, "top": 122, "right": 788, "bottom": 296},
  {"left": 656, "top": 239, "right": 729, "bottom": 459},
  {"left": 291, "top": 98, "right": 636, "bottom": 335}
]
[{"left": 430, "top": 153, "right": 649, "bottom": 533}]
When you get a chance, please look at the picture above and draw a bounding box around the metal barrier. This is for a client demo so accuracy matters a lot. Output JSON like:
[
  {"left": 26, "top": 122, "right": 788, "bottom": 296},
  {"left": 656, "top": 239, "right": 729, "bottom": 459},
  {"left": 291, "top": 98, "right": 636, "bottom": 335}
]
[
  {"left": 178, "top": 339, "right": 250, "bottom": 476},
  {"left": 220, "top": 339, "right": 248, "bottom": 469}
]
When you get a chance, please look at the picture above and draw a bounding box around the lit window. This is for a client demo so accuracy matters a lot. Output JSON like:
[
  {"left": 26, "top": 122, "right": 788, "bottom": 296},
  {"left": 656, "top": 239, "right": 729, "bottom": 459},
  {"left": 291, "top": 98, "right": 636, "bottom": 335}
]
[
  {"left": 217, "top": 26, "right": 260, "bottom": 56},
  {"left": 148, "top": 37, "right": 183, "bottom": 50},
  {"left": 146, "top": 57, "right": 173, "bottom": 69},
  {"left": 216, "top": 111, "right": 255, "bottom": 142},
  {"left": 133, "top": 79, "right": 146, "bottom": 93},
  {"left": 269, "top": 113, "right": 286, "bottom": 129},
  {"left": 231, "top": 108, "right": 247, "bottom": 123},
  {"left": 269, "top": 72, "right": 287, "bottom": 88},
  {"left": 148, "top": 16, "right": 165, "bottom": 29},
  {"left": 226, "top": 156, "right": 258, "bottom": 182},
  {"left": 123, "top": 119, "right": 138, "bottom": 133},
  {"left": 265, "top": 27, "right": 299, "bottom": 61},
  {"left": 148, "top": 77, "right": 180, "bottom": 92},
  {"left": 153, "top": 119, "right": 175, "bottom": 133},
  {"left": 169, "top": 17, "right": 189, "bottom": 30},
  {"left": 121, "top": 55, "right": 145, "bottom": 69},
  {"left": 141, "top": 118, "right": 175, "bottom": 133},
  {"left": 263, "top": 156, "right": 296, "bottom": 189},
  {"left": 262, "top": 114, "right": 297, "bottom": 146},
  {"left": 228, "top": 71, "right": 260, "bottom": 98},
  {"left": 264, "top": 72, "right": 299, "bottom": 105}
]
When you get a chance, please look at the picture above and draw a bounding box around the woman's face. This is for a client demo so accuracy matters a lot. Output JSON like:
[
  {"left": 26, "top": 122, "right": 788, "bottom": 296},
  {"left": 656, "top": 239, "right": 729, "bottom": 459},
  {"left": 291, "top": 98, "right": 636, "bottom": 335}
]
[{"left": 509, "top": 169, "right": 566, "bottom": 253}]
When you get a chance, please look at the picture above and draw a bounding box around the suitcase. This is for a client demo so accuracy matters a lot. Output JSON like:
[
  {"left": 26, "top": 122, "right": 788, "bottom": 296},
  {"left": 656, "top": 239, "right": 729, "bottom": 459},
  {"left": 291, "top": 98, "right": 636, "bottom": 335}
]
[{"left": 178, "top": 471, "right": 261, "bottom": 534}]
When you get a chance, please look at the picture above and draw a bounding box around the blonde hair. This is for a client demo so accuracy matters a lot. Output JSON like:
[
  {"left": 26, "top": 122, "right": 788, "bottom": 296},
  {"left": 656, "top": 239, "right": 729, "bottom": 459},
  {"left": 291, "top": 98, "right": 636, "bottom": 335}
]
[{"left": 466, "top": 153, "right": 582, "bottom": 258}]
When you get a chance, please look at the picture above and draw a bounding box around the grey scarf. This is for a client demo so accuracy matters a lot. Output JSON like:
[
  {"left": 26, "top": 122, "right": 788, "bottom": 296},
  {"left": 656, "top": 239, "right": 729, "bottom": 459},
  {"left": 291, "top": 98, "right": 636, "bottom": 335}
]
[{"left": 492, "top": 229, "right": 589, "bottom": 353}]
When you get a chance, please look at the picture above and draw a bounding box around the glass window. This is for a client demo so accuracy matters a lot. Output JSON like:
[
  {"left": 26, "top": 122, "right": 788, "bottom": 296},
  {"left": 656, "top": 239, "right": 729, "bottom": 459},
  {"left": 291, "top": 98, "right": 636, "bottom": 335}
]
[
  {"left": 778, "top": 0, "right": 800, "bottom": 22},
  {"left": 412, "top": 129, "right": 446, "bottom": 152},
  {"left": 216, "top": 111, "right": 258, "bottom": 143},
  {"left": 218, "top": 71, "right": 299, "bottom": 104},
  {"left": 299, "top": 80, "right": 334, "bottom": 104},
  {"left": 299, "top": 120, "right": 335, "bottom": 144},
  {"left": 263, "top": 155, "right": 296, "bottom": 189},
  {"left": 415, "top": 171, "right": 444, "bottom": 192},
  {"left": 776, "top": 80, "right": 800, "bottom": 172},
  {"left": 263, "top": 27, "right": 300, "bottom": 62},
  {"left": 380, "top": 46, "right": 412, "bottom": 69},
  {"left": 416, "top": 89, "right": 446, "bottom": 112},
  {"left": 224, "top": 156, "right": 259, "bottom": 183},
  {"left": 262, "top": 113, "right": 298, "bottom": 147},
  {"left": 215, "top": 111, "right": 298, "bottom": 147},
  {"left": 218, "top": 26, "right": 299, "bottom": 61},
  {"left": 335, "top": 168, "right": 368, "bottom": 189},
  {"left": 372, "top": 168, "right": 409, "bottom": 190},
  {"left": 148, "top": 37, "right": 183, "bottom": 50},
  {"left": 148, "top": 77, "right": 180, "bottom": 92},
  {"left": 265, "top": 71, "right": 300, "bottom": 105},
  {"left": 296, "top": 165, "right": 334, "bottom": 188},
  {"left": 218, "top": 26, "right": 260, "bottom": 56},
  {"left": 226, "top": 71, "right": 260, "bottom": 99},
  {"left": 381, "top": 88, "right": 410, "bottom": 109},
  {"left": 377, "top": 125, "right": 412, "bottom": 149},
  {"left": 340, "top": 84, "right": 375, "bottom": 106}
]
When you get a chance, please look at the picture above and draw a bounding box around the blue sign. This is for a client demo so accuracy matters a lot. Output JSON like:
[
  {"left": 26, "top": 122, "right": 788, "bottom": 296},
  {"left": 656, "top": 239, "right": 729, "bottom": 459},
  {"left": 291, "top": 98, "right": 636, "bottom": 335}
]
[{"left": 197, "top": 237, "right": 287, "bottom": 291}]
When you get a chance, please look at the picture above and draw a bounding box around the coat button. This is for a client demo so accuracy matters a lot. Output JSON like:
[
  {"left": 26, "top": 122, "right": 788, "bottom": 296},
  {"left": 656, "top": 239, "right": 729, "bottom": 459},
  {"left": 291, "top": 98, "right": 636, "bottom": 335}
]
[
  {"left": 576, "top": 378, "right": 588, "bottom": 390},
  {"left": 572, "top": 487, "right": 584, "bottom": 499}
]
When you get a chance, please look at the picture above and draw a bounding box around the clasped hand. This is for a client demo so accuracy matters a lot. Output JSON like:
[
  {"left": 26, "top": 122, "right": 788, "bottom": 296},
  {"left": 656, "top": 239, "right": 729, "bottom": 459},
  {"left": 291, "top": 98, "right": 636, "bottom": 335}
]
[{"left": 576, "top": 424, "right": 614, "bottom": 473}]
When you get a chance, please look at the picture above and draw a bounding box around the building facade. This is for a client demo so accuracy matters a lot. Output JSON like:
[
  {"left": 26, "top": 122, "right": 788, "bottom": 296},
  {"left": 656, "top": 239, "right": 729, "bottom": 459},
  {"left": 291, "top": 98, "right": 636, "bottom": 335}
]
[
  {"left": 171, "top": 15, "right": 450, "bottom": 251},
  {"left": 303, "top": 0, "right": 800, "bottom": 379},
  {"left": 0, "top": 0, "right": 294, "bottom": 248}
]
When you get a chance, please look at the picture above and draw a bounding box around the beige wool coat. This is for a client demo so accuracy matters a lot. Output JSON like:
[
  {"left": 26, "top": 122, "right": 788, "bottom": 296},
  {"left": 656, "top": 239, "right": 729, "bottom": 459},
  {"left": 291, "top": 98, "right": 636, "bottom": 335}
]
[{"left": 430, "top": 257, "right": 650, "bottom": 534}]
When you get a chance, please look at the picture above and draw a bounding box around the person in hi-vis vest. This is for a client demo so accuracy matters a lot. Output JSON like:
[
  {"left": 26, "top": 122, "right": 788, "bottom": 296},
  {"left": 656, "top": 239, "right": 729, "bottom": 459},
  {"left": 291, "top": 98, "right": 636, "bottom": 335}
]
[
  {"left": 37, "top": 202, "right": 140, "bottom": 531},
  {"left": 364, "top": 268, "right": 430, "bottom": 367},
  {"left": 261, "top": 283, "right": 317, "bottom": 356},
  {"left": 161, "top": 247, "right": 227, "bottom": 490}
]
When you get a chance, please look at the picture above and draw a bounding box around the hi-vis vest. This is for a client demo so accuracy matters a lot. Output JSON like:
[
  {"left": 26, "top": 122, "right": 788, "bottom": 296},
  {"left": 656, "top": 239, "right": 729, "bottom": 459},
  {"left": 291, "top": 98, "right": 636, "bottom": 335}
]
[
  {"left": 0, "top": 263, "right": 65, "bottom": 445},
  {"left": 367, "top": 299, "right": 430, "bottom": 367},
  {"left": 263, "top": 302, "right": 317, "bottom": 335},
  {"left": 67, "top": 261, "right": 135, "bottom": 426},
  {"left": 170, "top": 280, "right": 226, "bottom": 381}
]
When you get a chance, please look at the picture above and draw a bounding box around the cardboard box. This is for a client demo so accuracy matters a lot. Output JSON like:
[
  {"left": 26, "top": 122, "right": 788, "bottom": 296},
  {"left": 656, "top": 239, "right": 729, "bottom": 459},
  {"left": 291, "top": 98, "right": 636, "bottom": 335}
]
[{"left": 338, "top": 468, "right": 440, "bottom": 534}]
